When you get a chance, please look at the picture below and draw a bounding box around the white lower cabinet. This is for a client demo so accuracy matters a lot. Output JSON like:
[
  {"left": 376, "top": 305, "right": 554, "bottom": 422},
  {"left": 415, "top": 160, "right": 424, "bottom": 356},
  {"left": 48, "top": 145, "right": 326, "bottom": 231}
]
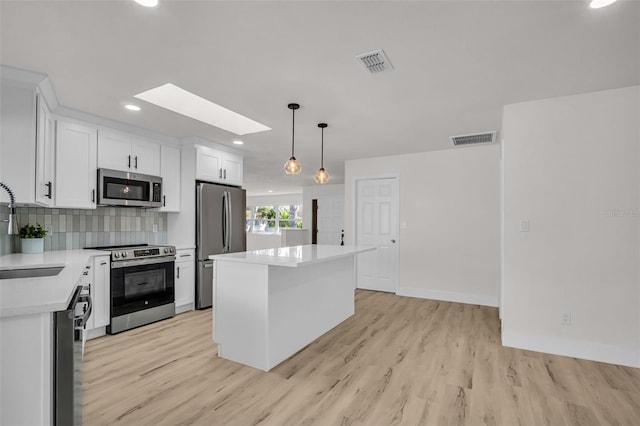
[
  {"left": 85, "top": 255, "right": 110, "bottom": 339},
  {"left": 0, "top": 312, "right": 53, "bottom": 426},
  {"left": 175, "top": 249, "right": 195, "bottom": 313}
]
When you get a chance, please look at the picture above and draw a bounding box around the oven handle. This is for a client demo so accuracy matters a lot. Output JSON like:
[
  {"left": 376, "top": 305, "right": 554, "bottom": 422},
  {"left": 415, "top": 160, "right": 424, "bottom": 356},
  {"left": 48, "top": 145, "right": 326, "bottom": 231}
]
[{"left": 111, "top": 256, "right": 176, "bottom": 268}]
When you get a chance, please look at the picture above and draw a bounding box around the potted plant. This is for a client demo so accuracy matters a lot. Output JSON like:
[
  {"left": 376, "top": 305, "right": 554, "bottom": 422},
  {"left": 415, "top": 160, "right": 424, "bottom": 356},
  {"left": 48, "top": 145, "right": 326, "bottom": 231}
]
[{"left": 19, "top": 223, "right": 48, "bottom": 254}]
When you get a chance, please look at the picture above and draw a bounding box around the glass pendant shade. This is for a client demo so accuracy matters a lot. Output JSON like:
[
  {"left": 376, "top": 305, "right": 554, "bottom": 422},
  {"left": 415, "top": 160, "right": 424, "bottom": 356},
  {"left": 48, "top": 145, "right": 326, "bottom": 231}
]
[
  {"left": 315, "top": 167, "right": 329, "bottom": 184},
  {"left": 284, "top": 156, "right": 302, "bottom": 175}
]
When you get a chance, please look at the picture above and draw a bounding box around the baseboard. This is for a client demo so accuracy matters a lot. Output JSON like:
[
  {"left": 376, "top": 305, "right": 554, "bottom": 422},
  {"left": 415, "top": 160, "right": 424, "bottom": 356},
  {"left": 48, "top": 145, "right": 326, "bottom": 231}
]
[
  {"left": 395, "top": 286, "right": 499, "bottom": 307},
  {"left": 502, "top": 330, "right": 639, "bottom": 368},
  {"left": 86, "top": 326, "right": 106, "bottom": 340},
  {"left": 175, "top": 303, "right": 194, "bottom": 315}
]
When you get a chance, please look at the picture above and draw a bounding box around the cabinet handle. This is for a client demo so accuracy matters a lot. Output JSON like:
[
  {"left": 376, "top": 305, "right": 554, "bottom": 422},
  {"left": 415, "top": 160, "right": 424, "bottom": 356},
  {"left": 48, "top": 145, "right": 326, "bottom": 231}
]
[
  {"left": 45, "top": 181, "right": 52, "bottom": 199},
  {"left": 128, "top": 155, "right": 131, "bottom": 168},
  {"left": 180, "top": 254, "right": 190, "bottom": 257},
  {"left": 135, "top": 156, "right": 138, "bottom": 169},
  {"left": 163, "top": 195, "right": 166, "bottom": 207},
  {"left": 100, "top": 261, "right": 107, "bottom": 266},
  {"left": 219, "top": 168, "right": 223, "bottom": 179},
  {"left": 224, "top": 169, "right": 226, "bottom": 179},
  {"left": 92, "top": 189, "right": 95, "bottom": 203},
  {"left": 177, "top": 266, "right": 180, "bottom": 279}
]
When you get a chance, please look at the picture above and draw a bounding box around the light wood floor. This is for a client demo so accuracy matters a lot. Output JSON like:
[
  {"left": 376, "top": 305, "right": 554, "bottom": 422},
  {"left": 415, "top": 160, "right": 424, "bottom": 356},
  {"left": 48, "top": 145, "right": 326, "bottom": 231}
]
[{"left": 83, "top": 290, "right": 640, "bottom": 425}]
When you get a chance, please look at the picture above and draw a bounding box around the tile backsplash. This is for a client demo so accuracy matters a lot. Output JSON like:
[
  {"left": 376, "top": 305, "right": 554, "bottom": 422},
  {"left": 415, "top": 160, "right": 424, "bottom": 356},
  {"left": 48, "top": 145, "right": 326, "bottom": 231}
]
[{"left": 0, "top": 205, "right": 167, "bottom": 255}]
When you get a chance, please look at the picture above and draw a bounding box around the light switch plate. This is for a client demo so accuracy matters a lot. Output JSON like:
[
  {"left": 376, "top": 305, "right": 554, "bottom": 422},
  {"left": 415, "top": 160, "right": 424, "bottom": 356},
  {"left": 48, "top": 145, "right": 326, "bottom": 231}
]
[{"left": 519, "top": 220, "right": 529, "bottom": 232}]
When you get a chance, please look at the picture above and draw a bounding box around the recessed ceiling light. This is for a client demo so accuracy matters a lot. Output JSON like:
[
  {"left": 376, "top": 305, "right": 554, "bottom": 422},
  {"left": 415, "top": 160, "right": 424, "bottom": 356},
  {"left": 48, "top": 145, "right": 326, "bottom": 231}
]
[
  {"left": 134, "top": 0, "right": 158, "bottom": 7},
  {"left": 134, "top": 83, "right": 271, "bottom": 136},
  {"left": 589, "top": 0, "right": 617, "bottom": 8},
  {"left": 233, "top": 140, "right": 244, "bottom": 145},
  {"left": 268, "top": 190, "right": 273, "bottom": 193},
  {"left": 124, "top": 104, "right": 141, "bottom": 111}
]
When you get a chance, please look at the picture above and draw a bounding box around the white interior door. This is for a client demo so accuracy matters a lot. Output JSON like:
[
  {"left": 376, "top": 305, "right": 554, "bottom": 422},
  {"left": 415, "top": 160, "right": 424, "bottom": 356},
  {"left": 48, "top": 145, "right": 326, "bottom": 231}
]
[
  {"left": 317, "top": 197, "right": 344, "bottom": 245},
  {"left": 356, "top": 177, "right": 399, "bottom": 292}
]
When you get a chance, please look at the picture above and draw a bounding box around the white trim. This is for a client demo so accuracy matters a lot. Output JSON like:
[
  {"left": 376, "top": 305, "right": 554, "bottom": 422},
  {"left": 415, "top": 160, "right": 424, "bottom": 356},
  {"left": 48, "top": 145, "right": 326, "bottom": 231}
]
[
  {"left": 396, "top": 286, "right": 499, "bottom": 307},
  {"left": 502, "top": 330, "right": 640, "bottom": 368}
]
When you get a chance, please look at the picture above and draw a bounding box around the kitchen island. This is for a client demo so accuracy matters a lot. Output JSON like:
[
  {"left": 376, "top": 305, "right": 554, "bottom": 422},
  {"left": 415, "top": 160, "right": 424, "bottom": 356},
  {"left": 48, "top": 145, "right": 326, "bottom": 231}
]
[{"left": 209, "top": 244, "right": 374, "bottom": 371}]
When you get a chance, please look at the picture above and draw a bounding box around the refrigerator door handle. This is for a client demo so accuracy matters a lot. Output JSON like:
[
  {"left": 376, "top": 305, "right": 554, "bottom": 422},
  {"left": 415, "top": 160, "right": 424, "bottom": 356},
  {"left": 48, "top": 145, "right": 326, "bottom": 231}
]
[
  {"left": 226, "top": 190, "right": 232, "bottom": 252},
  {"left": 221, "top": 191, "right": 227, "bottom": 252}
]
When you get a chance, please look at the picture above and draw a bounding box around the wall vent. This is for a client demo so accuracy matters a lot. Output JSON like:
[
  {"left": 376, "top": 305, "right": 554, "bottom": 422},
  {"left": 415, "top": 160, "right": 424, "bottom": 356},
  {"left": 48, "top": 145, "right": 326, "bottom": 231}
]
[
  {"left": 355, "top": 49, "right": 394, "bottom": 74},
  {"left": 450, "top": 131, "right": 497, "bottom": 146}
]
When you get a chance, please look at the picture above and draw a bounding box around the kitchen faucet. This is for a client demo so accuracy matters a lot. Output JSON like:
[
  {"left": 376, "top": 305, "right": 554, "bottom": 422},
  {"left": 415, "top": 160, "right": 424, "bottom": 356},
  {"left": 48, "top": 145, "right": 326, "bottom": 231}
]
[{"left": 0, "top": 182, "right": 19, "bottom": 234}]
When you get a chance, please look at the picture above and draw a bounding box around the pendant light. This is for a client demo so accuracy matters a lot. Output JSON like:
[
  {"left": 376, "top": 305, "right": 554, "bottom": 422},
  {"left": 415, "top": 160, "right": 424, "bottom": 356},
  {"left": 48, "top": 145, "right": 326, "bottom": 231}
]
[
  {"left": 284, "top": 103, "right": 301, "bottom": 175},
  {"left": 314, "top": 123, "right": 329, "bottom": 184}
]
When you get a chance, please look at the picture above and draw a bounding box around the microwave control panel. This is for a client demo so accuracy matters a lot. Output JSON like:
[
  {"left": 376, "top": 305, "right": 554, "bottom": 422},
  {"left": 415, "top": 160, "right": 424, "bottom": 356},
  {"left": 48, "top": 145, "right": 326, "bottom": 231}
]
[{"left": 152, "top": 182, "right": 162, "bottom": 202}]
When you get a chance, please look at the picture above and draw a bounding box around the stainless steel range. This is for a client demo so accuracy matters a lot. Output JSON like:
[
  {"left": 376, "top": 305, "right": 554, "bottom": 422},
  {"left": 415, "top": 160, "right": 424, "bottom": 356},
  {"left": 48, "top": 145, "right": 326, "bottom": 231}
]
[{"left": 88, "top": 244, "right": 176, "bottom": 334}]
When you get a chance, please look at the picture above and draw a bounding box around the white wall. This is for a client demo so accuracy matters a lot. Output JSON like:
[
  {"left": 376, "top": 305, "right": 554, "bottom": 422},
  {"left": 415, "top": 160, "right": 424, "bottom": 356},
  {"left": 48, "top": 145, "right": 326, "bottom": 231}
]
[
  {"left": 502, "top": 86, "right": 640, "bottom": 367},
  {"left": 247, "top": 193, "right": 302, "bottom": 207},
  {"left": 302, "top": 184, "right": 344, "bottom": 229},
  {"left": 302, "top": 184, "right": 345, "bottom": 244},
  {"left": 345, "top": 145, "right": 501, "bottom": 306}
]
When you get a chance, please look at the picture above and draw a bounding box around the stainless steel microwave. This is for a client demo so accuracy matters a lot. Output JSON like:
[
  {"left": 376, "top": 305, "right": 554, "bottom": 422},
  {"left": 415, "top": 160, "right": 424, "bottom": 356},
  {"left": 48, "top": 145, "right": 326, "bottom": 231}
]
[{"left": 97, "top": 168, "right": 163, "bottom": 208}]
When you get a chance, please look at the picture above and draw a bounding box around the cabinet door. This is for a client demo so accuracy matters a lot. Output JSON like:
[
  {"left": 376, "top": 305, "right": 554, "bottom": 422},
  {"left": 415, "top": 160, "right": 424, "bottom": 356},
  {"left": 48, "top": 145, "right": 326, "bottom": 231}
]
[
  {"left": 159, "top": 145, "right": 180, "bottom": 212},
  {"left": 55, "top": 120, "right": 97, "bottom": 209},
  {"left": 175, "top": 249, "right": 195, "bottom": 312},
  {"left": 131, "top": 137, "right": 160, "bottom": 176},
  {"left": 92, "top": 256, "right": 110, "bottom": 328},
  {"left": 97, "top": 129, "right": 132, "bottom": 172},
  {"left": 196, "top": 146, "right": 223, "bottom": 183},
  {"left": 35, "top": 93, "right": 55, "bottom": 206},
  {"left": 0, "top": 81, "right": 37, "bottom": 204},
  {"left": 222, "top": 153, "right": 243, "bottom": 186}
]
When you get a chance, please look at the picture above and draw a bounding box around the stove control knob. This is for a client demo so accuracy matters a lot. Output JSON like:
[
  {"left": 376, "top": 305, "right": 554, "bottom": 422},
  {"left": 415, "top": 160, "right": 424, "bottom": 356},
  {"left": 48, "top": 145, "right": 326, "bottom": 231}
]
[
  {"left": 122, "top": 251, "right": 128, "bottom": 258},
  {"left": 170, "top": 247, "right": 175, "bottom": 253},
  {"left": 114, "top": 252, "right": 120, "bottom": 259},
  {"left": 164, "top": 248, "right": 169, "bottom": 253}
]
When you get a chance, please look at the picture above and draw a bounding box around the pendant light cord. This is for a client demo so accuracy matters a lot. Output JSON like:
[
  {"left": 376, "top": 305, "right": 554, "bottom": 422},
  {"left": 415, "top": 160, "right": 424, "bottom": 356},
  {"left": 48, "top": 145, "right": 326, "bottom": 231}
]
[
  {"left": 291, "top": 108, "right": 296, "bottom": 157},
  {"left": 321, "top": 127, "right": 324, "bottom": 168}
]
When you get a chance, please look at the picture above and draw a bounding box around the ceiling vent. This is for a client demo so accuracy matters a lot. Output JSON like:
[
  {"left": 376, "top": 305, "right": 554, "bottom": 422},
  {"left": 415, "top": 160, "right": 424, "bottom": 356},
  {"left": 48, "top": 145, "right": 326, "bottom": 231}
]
[
  {"left": 356, "top": 49, "right": 394, "bottom": 74},
  {"left": 450, "top": 131, "right": 497, "bottom": 146}
]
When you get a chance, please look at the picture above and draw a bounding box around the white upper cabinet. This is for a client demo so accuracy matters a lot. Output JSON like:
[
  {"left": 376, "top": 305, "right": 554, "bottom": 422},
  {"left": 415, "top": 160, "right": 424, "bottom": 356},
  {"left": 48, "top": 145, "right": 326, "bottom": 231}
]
[
  {"left": 159, "top": 144, "right": 181, "bottom": 212},
  {"left": 132, "top": 137, "right": 161, "bottom": 176},
  {"left": 35, "top": 93, "right": 55, "bottom": 206},
  {"left": 98, "top": 129, "right": 160, "bottom": 176},
  {"left": 222, "top": 152, "right": 243, "bottom": 187},
  {"left": 196, "top": 145, "right": 223, "bottom": 183},
  {"left": 0, "top": 74, "right": 57, "bottom": 206},
  {"left": 195, "top": 145, "right": 243, "bottom": 186},
  {"left": 55, "top": 120, "right": 97, "bottom": 209}
]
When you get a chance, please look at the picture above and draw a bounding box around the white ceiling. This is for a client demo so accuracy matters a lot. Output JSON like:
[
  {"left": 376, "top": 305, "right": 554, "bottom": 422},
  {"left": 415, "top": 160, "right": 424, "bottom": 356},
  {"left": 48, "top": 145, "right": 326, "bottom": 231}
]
[{"left": 1, "top": 0, "right": 638, "bottom": 196}]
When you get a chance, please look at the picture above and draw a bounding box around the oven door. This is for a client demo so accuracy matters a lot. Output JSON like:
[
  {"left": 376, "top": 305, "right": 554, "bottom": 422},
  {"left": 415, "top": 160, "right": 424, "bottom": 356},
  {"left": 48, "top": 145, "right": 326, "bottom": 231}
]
[{"left": 110, "top": 258, "right": 175, "bottom": 317}]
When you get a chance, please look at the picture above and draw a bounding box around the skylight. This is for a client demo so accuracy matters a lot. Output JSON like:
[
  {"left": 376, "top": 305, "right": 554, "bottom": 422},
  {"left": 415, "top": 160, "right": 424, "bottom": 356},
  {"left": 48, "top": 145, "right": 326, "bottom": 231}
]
[{"left": 134, "top": 83, "right": 271, "bottom": 135}]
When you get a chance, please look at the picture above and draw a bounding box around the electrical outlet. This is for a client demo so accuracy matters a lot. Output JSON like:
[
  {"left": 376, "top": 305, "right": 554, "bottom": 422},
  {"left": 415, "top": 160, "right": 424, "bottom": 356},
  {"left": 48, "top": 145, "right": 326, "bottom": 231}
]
[
  {"left": 519, "top": 219, "right": 530, "bottom": 232},
  {"left": 45, "top": 225, "right": 53, "bottom": 234},
  {"left": 561, "top": 312, "right": 572, "bottom": 326},
  {"left": 152, "top": 224, "right": 158, "bottom": 233}
]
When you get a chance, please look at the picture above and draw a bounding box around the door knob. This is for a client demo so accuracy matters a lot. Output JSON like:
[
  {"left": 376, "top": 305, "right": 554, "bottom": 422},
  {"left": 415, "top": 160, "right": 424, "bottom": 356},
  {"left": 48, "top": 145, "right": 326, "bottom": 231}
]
[{"left": 391, "top": 239, "right": 396, "bottom": 243}]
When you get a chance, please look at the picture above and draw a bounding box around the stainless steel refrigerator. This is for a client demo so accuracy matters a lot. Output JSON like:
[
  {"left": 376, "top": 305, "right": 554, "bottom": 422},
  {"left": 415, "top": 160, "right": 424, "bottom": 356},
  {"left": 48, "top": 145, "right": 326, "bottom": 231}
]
[{"left": 196, "top": 181, "right": 246, "bottom": 309}]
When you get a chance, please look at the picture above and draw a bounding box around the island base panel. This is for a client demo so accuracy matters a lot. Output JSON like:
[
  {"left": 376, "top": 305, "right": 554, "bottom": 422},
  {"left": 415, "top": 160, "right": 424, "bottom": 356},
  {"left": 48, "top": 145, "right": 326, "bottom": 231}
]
[{"left": 214, "top": 256, "right": 355, "bottom": 371}]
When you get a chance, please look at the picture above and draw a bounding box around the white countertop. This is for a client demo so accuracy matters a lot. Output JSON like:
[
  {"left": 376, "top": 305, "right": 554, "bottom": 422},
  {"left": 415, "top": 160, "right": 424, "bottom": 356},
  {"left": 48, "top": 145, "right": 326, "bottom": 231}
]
[
  {"left": 0, "top": 249, "right": 110, "bottom": 318},
  {"left": 209, "top": 244, "right": 375, "bottom": 267}
]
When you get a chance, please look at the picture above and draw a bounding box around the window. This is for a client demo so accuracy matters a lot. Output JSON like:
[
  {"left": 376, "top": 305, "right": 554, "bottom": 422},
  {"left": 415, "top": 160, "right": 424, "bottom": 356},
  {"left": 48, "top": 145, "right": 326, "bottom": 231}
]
[{"left": 246, "top": 204, "right": 303, "bottom": 233}]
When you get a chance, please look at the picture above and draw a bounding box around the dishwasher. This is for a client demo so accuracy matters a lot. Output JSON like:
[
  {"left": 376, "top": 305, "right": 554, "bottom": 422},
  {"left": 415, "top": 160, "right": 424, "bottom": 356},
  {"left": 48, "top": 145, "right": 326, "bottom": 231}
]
[{"left": 54, "top": 283, "right": 92, "bottom": 426}]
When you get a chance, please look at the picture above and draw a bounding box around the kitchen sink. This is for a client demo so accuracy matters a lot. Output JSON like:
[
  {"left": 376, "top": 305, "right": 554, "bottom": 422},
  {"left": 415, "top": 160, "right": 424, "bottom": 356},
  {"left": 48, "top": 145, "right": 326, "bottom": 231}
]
[{"left": 0, "top": 266, "right": 64, "bottom": 280}]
